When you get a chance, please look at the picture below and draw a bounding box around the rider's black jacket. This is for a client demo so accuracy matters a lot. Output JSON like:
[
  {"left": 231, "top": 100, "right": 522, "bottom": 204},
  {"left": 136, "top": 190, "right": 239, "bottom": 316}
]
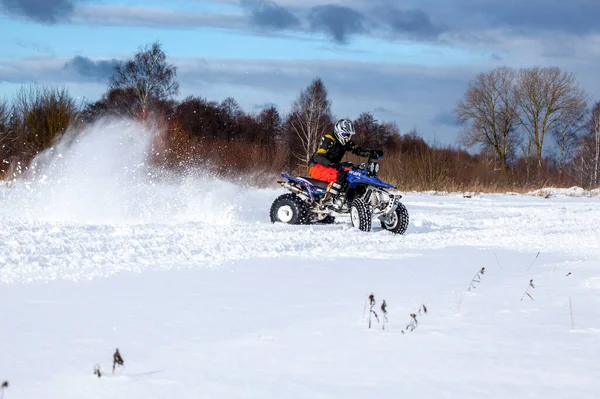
[{"left": 308, "top": 133, "right": 372, "bottom": 168}]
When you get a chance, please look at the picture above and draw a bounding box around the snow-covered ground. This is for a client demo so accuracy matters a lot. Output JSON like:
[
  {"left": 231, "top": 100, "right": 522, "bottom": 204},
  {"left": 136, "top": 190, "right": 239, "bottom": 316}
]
[
  {"left": 1, "top": 119, "right": 599, "bottom": 398},
  {"left": 527, "top": 186, "right": 600, "bottom": 198}
]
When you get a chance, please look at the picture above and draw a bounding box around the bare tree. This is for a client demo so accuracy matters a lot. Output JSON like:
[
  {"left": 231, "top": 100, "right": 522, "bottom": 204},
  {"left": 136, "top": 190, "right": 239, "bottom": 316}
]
[
  {"left": 550, "top": 106, "right": 586, "bottom": 173},
  {"left": 0, "top": 100, "right": 10, "bottom": 151},
  {"left": 0, "top": 99, "right": 15, "bottom": 176},
  {"left": 109, "top": 41, "right": 179, "bottom": 118},
  {"left": 515, "top": 66, "right": 587, "bottom": 170},
  {"left": 256, "top": 106, "right": 282, "bottom": 145},
  {"left": 593, "top": 102, "right": 600, "bottom": 187},
  {"left": 220, "top": 97, "right": 242, "bottom": 141},
  {"left": 577, "top": 101, "right": 600, "bottom": 187},
  {"left": 455, "top": 67, "right": 519, "bottom": 171},
  {"left": 520, "top": 137, "right": 537, "bottom": 184},
  {"left": 0, "top": 99, "right": 7, "bottom": 129},
  {"left": 287, "top": 78, "right": 332, "bottom": 168}
]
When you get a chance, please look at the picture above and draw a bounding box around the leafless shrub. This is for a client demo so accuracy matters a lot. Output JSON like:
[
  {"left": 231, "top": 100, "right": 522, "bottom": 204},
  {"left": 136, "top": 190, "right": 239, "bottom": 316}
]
[{"left": 13, "top": 84, "right": 79, "bottom": 156}]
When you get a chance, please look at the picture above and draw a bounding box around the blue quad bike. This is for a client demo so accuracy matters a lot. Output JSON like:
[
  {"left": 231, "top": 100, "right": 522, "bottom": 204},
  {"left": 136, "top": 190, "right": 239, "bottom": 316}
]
[{"left": 270, "top": 156, "right": 409, "bottom": 234}]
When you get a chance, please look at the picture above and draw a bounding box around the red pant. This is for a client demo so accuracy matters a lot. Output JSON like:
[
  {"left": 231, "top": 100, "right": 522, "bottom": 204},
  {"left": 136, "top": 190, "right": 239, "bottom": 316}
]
[{"left": 309, "top": 164, "right": 338, "bottom": 182}]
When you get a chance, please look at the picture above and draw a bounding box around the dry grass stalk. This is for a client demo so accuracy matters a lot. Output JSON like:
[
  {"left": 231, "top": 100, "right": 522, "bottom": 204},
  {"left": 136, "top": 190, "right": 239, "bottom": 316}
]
[
  {"left": 381, "top": 300, "right": 388, "bottom": 330},
  {"left": 521, "top": 279, "right": 536, "bottom": 301},
  {"left": 368, "top": 294, "right": 380, "bottom": 329},
  {"left": 1, "top": 381, "right": 8, "bottom": 399},
  {"left": 492, "top": 251, "right": 503, "bottom": 270},
  {"left": 402, "top": 304, "right": 428, "bottom": 334},
  {"left": 113, "top": 349, "right": 124, "bottom": 373},
  {"left": 455, "top": 292, "right": 463, "bottom": 313},
  {"left": 526, "top": 251, "right": 541, "bottom": 271},
  {"left": 569, "top": 297, "right": 575, "bottom": 329},
  {"left": 467, "top": 267, "right": 486, "bottom": 291}
]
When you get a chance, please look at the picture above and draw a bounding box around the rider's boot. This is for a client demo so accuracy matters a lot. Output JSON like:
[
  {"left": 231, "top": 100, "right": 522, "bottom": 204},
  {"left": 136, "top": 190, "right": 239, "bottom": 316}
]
[{"left": 322, "top": 181, "right": 342, "bottom": 204}]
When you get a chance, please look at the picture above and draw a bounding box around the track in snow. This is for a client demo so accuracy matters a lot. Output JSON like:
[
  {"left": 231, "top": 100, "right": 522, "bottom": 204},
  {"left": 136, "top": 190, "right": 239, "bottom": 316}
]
[{"left": 1, "top": 191, "right": 599, "bottom": 283}]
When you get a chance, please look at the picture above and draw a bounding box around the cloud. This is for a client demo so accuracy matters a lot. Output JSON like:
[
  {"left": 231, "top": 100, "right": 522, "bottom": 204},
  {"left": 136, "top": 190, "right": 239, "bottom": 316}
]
[
  {"left": 71, "top": 5, "right": 246, "bottom": 30},
  {"left": 253, "top": 102, "right": 278, "bottom": 109},
  {"left": 0, "top": 0, "right": 77, "bottom": 23},
  {"left": 308, "top": 5, "right": 366, "bottom": 44},
  {"left": 433, "top": 111, "right": 460, "bottom": 127},
  {"left": 461, "top": 0, "right": 600, "bottom": 36},
  {"left": 302, "top": 0, "right": 600, "bottom": 42},
  {"left": 241, "top": 0, "right": 300, "bottom": 30},
  {"left": 490, "top": 52, "right": 503, "bottom": 61},
  {"left": 62, "top": 56, "right": 120, "bottom": 82},
  {"left": 373, "top": 106, "right": 391, "bottom": 113},
  {"left": 373, "top": 0, "right": 600, "bottom": 38},
  {"left": 376, "top": 6, "right": 445, "bottom": 39}
]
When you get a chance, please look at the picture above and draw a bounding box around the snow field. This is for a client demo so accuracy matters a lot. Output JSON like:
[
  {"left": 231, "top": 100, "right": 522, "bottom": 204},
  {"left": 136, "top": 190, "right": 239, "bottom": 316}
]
[
  {"left": 1, "top": 249, "right": 599, "bottom": 398},
  {"left": 1, "top": 118, "right": 599, "bottom": 398}
]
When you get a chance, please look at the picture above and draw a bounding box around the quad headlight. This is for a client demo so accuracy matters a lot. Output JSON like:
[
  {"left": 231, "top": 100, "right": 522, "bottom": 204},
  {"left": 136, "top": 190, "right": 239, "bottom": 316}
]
[{"left": 368, "top": 162, "right": 379, "bottom": 174}]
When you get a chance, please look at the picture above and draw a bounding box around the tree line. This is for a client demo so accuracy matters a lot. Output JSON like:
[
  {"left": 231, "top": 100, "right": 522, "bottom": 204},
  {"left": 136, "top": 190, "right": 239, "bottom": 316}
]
[
  {"left": 455, "top": 66, "right": 600, "bottom": 188},
  {"left": 1, "top": 41, "right": 599, "bottom": 191}
]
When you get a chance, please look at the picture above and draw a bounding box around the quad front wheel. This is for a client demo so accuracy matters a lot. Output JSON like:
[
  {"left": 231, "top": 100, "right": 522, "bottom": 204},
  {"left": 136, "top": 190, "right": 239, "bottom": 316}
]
[
  {"left": 380, "top": 202, "right": 409, "bottom": 235},
  {"left": 350, "top": 198, "right": 372, "bottom": 232},
  {"left": 270, "top": 194, "right": 309, "bottom": 225}
]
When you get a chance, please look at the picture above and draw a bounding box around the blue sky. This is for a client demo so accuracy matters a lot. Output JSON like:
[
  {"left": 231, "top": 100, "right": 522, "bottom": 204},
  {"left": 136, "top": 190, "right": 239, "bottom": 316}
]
[{"left": 1, "top": 0, "right": 600, "bottom": 145}]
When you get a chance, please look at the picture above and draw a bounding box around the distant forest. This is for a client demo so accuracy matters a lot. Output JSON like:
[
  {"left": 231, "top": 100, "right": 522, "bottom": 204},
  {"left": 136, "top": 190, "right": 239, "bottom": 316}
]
[{"left": 1, "top": 41, "right": 599, "bottom": 191}]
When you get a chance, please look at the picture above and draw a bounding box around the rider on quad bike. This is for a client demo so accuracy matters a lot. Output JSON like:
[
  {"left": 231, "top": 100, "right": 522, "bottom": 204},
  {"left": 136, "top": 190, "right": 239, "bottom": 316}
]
[{"left": 308, "top": 119, "right": 383, "bottom": 207}]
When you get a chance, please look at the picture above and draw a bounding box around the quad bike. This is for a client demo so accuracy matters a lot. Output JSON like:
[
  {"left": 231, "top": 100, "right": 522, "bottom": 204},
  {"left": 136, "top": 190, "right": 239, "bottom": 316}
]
[{"left": 269, "top": 156, "right": 409, "bottom": 234}]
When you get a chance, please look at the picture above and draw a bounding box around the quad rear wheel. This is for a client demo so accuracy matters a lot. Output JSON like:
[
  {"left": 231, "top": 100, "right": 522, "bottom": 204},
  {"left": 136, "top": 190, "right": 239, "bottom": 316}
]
[
  {"left": 380, "top": 202, "right": 409, "bottom": 235},
  {"left": 270, "top": 194, "right": 309, "bottom": 225}
]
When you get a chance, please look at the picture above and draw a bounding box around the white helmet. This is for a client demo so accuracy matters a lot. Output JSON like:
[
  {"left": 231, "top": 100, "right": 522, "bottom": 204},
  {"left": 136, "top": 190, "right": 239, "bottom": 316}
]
[{"left": 334, "top": 119, "right": 355, "bottom": 144}]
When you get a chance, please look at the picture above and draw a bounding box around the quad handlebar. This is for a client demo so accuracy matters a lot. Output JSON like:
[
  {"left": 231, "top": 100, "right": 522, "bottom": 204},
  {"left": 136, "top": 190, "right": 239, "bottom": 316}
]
[{"left": 340, "top": 158, "right": 381, "bottom": 176}]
